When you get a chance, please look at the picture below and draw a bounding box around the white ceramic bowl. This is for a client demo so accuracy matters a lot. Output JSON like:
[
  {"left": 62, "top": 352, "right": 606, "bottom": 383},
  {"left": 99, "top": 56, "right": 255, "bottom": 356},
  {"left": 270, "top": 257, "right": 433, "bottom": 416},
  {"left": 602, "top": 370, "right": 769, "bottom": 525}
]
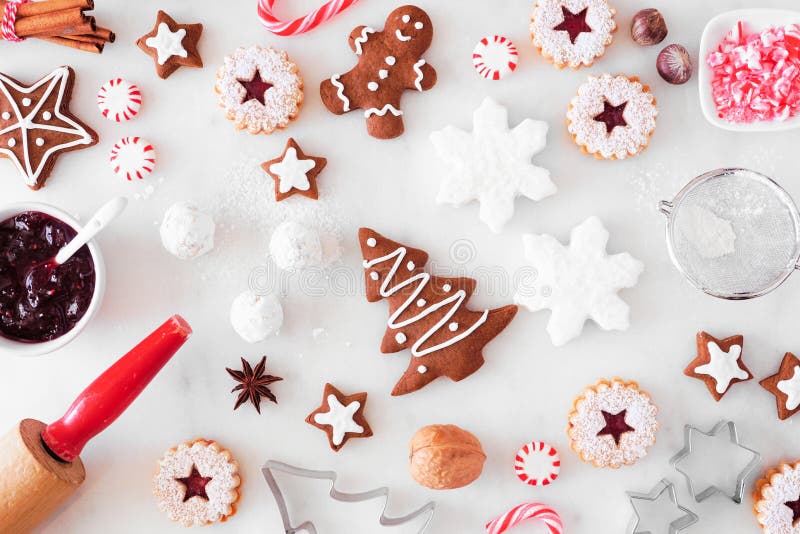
[
  {"left": 0, "top": 202, "right": 106, "bottom": 357},
  {"left": 698, "top": 8, "right": 800, "bottom": 132}
]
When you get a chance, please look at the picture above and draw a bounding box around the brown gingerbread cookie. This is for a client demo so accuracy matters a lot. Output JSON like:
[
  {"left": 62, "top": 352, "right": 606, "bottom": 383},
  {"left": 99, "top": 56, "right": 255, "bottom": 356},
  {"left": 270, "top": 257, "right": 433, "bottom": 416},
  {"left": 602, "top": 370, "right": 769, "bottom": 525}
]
[
  {"left": 684, "top": 331, "right": 751, "bottom": 401},
  {"left": 137, "top": 11, "right": 203, "bottom": 80},
  {"left": 260, "top": 138, "right": 326, "bottom": 201},
  {"left": 0, "top": 66, "right": 97, "bottom": 190},
  {"left": 761, "top": 352, "right": 800, "bottom": 421},
  {"left": 359, "top": 228, "right": 518, "bottom": 396},
  {"left": 320, "top": 5, "right": 437, "bottom": 139},
  {"left": 306, "top": 383, "right": 372, "bottom": 452}
]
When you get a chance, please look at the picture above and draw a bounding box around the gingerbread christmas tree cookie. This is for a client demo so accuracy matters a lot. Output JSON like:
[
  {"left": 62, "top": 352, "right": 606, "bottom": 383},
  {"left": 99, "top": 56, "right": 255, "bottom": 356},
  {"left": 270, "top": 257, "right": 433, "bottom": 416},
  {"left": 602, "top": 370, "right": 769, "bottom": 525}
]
[
  {"left": 761, "top": 352, "right": 800, "bottom": 421},
  {"left": 306, "top": 383, "right": 372, "bottom": 452},
  {"left": 684, "top": 332, "right": 751, "bottom": 401},
  {"left": 261, "top": 138, "right": 327, "bottom": 201},
  {"left": 137, "top": 11, "right": 203, "bottom": 80},
  {"left": 359, "top": 228, "right": 518, "bottom": 395}
]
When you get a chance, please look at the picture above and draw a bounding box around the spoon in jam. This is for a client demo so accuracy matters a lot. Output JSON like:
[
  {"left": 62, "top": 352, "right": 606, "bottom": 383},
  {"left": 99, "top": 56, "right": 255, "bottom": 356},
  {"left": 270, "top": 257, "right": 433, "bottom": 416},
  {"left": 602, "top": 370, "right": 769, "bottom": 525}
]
[{"left": 55, "top": 196, "right": 128, "bottom": 265}]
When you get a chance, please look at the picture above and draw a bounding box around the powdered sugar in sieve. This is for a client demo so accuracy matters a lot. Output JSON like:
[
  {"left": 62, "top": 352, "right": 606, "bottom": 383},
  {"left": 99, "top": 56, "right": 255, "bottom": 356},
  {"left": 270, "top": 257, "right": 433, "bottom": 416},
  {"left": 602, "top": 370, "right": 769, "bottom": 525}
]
[{"left": 659, "top": 168, "right": 800, "bottom": 299}]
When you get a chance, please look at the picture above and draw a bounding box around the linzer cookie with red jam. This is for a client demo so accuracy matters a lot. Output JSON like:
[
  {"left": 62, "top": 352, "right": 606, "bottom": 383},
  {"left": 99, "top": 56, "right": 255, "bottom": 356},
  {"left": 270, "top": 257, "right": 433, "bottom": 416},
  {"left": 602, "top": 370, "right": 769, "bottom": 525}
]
[
  {"left": 153, "top": 439, "right": 241, "bottom": 526},
  {"left": 754, "top": 460, "right": 800, "bottom": 533},
  {"left": 0, "top": 66, "right": 98, "bottom": 190},
  {"left": 530, "top": 0, "right": 617, "bottom": 69},
  {"left": 215, "top": 45, "right": 304, "bottom": 135},
  {"left": 684, "top": 331, "right": 752, "bottom": 402},
  {"left": 358, "top": 228, "right": 518, "bottom": 395},
  {"left": 319, "top": 5, "right": 437, "bottom": 139},
  {"left": 567, "top": 378, "right": 658, "bottom": 468},
  {"left": 567, "top": 73, "right": 657, "bottom": 160}
]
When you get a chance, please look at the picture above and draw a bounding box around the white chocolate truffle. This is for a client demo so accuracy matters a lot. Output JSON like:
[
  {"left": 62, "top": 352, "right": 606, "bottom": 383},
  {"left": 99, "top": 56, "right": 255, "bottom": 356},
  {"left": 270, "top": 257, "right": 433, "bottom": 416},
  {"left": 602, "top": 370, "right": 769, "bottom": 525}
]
[
  {"left": 160, "top": 202, "right": 215, "bottom": 260},
  {"left": 269, "top": 221, "right": 323, "bottom": 270},
  {"left": 230, "top": 290, "right": 283, "bottom": 343}
]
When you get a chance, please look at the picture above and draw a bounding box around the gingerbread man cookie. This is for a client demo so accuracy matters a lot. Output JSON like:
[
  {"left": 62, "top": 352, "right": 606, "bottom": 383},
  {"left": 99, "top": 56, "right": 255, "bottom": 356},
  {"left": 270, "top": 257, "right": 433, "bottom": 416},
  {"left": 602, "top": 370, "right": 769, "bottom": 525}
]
[{"left": 320, "top": 5, "right": 437, "bottom": 139}]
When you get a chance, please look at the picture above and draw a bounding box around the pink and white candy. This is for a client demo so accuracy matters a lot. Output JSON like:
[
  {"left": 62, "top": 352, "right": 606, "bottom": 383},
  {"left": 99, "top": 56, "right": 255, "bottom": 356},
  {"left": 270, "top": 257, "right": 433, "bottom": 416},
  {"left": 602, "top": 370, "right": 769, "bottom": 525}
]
[
  {"left": 515, "top": 441, "right": 560, "bottom": 486},
  {"left": 485, "top": 503, "right": 563, "bottom": 534},
  {"left": 97, "top": 78, "right": 141, "bottom": 122},
  {"left": 109, "top": 136, "right": 155, "bottom": 181},
  {"left": 473, "top": 35, "right": 518, "bottom": 81},
  {"left": 257, "top": 0, "right": 359, "bottom": 36}
]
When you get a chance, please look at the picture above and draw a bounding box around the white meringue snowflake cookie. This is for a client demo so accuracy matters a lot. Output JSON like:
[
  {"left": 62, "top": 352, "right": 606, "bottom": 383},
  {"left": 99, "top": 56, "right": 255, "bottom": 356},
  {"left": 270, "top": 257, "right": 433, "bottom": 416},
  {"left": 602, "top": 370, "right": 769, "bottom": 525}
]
[
  {"left": 514, "top": 216, "right": 643, "bottom": 346},
  {"left": 430, "top": 98, "right": 555, "bottom": 233}
]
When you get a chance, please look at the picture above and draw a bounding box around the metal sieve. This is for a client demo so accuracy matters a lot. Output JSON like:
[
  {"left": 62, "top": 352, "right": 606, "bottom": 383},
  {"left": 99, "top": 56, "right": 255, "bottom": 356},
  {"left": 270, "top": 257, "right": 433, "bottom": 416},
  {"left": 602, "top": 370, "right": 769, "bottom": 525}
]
[{"left": 659, "top": 168, "right": 800, "bottom": 300}]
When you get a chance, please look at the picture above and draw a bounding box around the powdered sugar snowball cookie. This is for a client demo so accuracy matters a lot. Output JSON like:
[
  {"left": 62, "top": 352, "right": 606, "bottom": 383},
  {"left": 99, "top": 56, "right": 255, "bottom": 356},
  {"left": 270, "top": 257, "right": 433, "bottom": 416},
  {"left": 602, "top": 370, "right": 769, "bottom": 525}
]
[
  {"left": 97, "top": 78, "right": 142, "bottom": 122},
  {"left": 514, "top": 216, "right": 644, "bottom": 346},
  {"left": 153, "top": 439, "right": 240, "bottom": 526},
  {"left": 160, "top": 201, "right": 215, "bottom": 260},
  {"left": 473, "top": 35, "right": 518, "bottom": 80},
  {"left": 431, "top": 97, "right": 555, "bottom": 233},
  {"left": 269, "top": 220, "right": 323, "bottom": 270},
  {"left": 230, "top": 290, "right": 283, "bottom": 343},
  {"left": 109, "top": 136, "right": 156, "bottom": 180},
  {"left": 215, "top": 45, "right": 304, "bottom": 134},
  {"left": 567, "top": 378, "right": 658, "bottom": 468},
  {"left": 567, "top": 74, "right": 657, "bottom": 160},
  {"left": 515, "top": 441, "right": 560, "bottom": 486},
  {"left": 530, "top": 0, "right": 617, "bottom": 69},
  {"left": 754, "top": 460, "right": 800, "bottom": 533}
]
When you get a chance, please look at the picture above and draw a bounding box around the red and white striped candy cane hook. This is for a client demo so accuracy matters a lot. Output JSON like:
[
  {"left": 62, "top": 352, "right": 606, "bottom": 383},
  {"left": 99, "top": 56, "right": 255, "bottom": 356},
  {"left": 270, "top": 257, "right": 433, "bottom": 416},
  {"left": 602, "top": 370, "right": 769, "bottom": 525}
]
[
  {"left": 485, "top": 502, "right": 563, "bottom": 534},
  {"left": 257, "top": 0, "right": 360, "bottom": 36}
]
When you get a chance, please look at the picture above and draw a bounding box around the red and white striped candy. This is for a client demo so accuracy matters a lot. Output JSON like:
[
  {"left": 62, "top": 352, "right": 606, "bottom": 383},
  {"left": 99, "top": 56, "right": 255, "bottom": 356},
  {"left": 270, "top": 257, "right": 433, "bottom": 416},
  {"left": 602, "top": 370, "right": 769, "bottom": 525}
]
[
  {"left": 109, "top": 137, "right": 155, "bottom": 181},
  {"left": 515, "top": 441, "right": 560, "bottom": 487},
  {"left": 257, "top": 0, "right": 359, "bottom": 36},
  {"left": 1, "top": 0, "right": 28, "bottom": 42},
  {"left": 97, "top": 79, "right": 142, "bottom": 122},
  {"left": 485, "top": 503, "right": 563, "bottom": 534},
  {"left": 473, "top": 35, "right": 518, "bottom": 81}
]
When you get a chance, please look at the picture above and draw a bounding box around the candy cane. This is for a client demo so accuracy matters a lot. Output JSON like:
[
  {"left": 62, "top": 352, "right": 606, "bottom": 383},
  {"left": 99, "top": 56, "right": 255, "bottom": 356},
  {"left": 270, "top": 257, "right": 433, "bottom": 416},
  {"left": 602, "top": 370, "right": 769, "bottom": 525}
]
[
  {"left": 257, "top": 0, "right": 360, "bottom": 36},
  {"left": 1, "top": 0, "right": 29, "bottom": 42},
  {"left": 485, "top": 503, "right": 563, "bottom": 534}
]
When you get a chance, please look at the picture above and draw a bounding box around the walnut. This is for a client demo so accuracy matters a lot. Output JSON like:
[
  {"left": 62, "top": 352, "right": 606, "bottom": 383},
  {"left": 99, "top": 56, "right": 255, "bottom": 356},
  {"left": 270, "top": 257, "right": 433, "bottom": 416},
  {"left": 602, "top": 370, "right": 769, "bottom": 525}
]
[{"left": 408, "top": 424, "right": 486, "bottom": 490}]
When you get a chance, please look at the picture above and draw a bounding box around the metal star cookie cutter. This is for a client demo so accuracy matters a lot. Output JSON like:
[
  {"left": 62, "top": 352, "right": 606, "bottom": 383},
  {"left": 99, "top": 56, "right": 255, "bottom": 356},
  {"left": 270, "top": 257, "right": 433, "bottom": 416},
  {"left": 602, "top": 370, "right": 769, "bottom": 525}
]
[
  {"left": 669, "top": 420, "right": 761, "bottom": 504},
  {"left": 627, "top": 479, "right": 698, "bottom": 534},
  {"left": 262, "top": 460, "right": 436, "bottom": 533}
]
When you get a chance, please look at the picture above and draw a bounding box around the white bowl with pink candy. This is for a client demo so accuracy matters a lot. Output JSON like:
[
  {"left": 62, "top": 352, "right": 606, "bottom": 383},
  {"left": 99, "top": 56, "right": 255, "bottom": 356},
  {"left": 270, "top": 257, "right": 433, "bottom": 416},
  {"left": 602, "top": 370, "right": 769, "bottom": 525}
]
[{"left": 699, "top": 9, "right": 800, "bottom": 132}]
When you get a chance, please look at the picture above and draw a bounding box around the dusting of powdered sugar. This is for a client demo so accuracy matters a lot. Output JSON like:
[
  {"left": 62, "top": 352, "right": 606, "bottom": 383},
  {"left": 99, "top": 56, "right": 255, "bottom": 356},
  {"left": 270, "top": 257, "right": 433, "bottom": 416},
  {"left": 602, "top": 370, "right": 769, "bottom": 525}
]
[
  {"left": 679, "top": 205, "right": 736, "bottom": 259},
  {"left": 530, "top": 0, "right": 616, "bottom": 68},
  {"left": 215, "top": 46, "right": 303, "bottom": 134},
  {"left": 755, "top": 462, "right": 800, "bottom": 533},
  {"left": 568, "top": 74, "right": 657, "bottom": 160},
  {"left": 568, "top": 380, "right": 658, "bottom": 468}
]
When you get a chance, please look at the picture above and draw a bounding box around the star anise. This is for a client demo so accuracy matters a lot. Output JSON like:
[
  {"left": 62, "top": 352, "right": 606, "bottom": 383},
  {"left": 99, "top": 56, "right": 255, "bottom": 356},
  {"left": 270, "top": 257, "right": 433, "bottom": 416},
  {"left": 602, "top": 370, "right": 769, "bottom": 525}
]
[{"left": 226, "top": 356, "right": 282, "bottom": 414}]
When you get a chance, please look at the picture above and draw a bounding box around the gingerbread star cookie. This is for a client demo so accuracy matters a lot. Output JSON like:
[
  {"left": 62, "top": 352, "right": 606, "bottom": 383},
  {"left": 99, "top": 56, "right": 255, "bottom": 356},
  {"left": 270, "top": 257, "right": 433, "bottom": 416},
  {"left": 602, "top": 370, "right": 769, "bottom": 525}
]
[
  {"left": 0, "top": 66, "right": 98, "bottom": 190},
  {"left": 137, "top": 11, "right": 203, "bottom": 79},
  {"left": 761, "top": 352, "right": 800, "bottom": 421},
  {"left": 306, "top": 383, "right": 372, "bottom": 452},
  {"left": 261, "top": 139, "right": 327, "bottom": 201},
  {"left": 684, "top": 332, "right": 751, "bottom": 402}
]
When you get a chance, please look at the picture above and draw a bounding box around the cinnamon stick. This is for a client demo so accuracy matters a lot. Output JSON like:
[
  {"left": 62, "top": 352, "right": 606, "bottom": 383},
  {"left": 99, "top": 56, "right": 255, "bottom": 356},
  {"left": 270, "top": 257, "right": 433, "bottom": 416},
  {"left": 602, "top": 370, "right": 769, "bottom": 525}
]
[
  {"left": 0, "top": 0, "right": 92, "bottom": 18},
  {"left": 37, "top": 35, "right": 101, "bottom": 53},
  {"left": 13, "top": 8, "right": 87, "bottom": 38},
  {"left": 61, "top": 33, "right": 104, "bottom": 46},
  {"left": 92, "top": 26, "right": 114, "bottom": 43}
]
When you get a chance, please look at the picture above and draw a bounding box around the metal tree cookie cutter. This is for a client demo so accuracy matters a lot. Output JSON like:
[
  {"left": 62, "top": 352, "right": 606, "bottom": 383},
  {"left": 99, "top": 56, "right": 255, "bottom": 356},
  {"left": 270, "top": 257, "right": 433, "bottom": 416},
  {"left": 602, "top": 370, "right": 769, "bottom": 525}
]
[
  {"left": 659, "top": 168, "right": 800, "bottom": 300},
  {"left": 262, "top": 460, "right": 436, "bottom": 534},
  {"left": 627, "top": 479, "right": 698, "bottom": 534},
  {"left": 670, "top": 420, "right": 761, "bottom": 504}
]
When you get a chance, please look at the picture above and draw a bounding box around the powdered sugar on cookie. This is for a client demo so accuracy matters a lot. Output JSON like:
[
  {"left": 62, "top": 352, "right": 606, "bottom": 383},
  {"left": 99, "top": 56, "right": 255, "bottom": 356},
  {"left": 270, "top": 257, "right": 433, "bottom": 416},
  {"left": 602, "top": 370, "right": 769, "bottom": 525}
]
[{"left": 755, "top": 461, "right": 800, "bottom": 533}]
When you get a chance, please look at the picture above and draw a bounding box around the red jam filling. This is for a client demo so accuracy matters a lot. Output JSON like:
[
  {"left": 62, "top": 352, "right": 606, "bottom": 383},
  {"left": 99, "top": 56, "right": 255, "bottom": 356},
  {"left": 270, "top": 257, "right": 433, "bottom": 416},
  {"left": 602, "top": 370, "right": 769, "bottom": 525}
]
[
  {"left": 553, "top": 6, "right": 593, "bottom": 44},
  {"left": 0, "top": 211, "right": 95, "bottom": 343},
  {"left": 593, "top": 100, "right": 628, "bottom": 133},
  {"left": 238, "top": 71, "right": 273, "bottom": 105},
  {"left": 176, "top": 465, "right": 213, "bottom": 502},
  {"left": 784, "top": 497, "right": 800, "bottom": 526},
  {"left": 596, "top": 409, "right": 635, "bottom": 446}
]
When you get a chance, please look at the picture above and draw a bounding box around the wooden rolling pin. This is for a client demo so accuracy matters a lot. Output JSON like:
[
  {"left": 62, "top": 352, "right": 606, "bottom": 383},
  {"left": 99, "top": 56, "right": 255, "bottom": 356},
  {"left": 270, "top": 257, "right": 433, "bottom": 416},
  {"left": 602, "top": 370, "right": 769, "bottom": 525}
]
[{"left": 0, "top": 315, "right": 192, "bottom": 533}]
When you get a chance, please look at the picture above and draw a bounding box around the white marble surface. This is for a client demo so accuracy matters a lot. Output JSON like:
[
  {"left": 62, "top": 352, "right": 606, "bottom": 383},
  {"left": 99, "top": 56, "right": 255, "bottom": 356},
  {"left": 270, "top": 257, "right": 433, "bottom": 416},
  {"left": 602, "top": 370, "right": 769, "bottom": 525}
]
[{"left": 1, "top": 0, "right": 799, "bottom": 533}]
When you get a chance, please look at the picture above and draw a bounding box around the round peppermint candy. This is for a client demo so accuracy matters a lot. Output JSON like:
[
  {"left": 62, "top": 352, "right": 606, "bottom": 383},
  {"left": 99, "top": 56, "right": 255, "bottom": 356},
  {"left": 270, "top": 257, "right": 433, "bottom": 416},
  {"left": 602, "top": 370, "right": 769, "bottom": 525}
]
[
  {"left": 97, "top": 79, "right": 142, "bottom": 122},
  {"left": 515, "top": 441, "right": 560, "bottom": 486},
  {"left": 473, "top": 35, "right": 518, "bottom": 80},
  {"left": 109, "top": 137, "right": 156, "bottom": 181}
]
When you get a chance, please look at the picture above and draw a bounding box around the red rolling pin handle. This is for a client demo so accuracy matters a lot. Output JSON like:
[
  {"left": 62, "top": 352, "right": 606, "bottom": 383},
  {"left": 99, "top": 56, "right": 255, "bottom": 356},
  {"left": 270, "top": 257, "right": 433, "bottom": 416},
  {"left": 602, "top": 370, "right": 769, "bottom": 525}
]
[{"left": 41, "top": 315, "right": 192, "bottom": 462}]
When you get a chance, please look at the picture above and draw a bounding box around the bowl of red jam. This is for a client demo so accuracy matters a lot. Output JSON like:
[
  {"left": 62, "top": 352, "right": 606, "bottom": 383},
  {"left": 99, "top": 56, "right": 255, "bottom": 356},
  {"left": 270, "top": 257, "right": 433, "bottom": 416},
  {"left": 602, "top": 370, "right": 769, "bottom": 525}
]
[{"left": 0, "top": 203, "right": 105, "bottom": 356}]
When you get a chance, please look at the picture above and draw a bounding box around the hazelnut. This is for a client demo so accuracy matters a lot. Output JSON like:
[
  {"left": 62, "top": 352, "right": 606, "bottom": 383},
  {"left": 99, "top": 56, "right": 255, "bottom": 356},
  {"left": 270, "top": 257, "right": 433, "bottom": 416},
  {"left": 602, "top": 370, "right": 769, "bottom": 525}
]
[
  {"left": 631, "top": 8, "right": 667, "bottom": 46},
  {"left": 657, "top": 44, "right": 693, "bottom": 85},
  {"left": 409, "top": 424, "right": 485, "bottom": 490}
]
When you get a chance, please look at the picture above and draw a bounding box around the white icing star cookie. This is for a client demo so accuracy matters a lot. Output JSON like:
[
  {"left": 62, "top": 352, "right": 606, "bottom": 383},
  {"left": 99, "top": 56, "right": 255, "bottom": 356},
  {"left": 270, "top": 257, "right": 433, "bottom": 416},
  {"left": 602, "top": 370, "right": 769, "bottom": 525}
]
[
  {"left": 430, "top": 98, "right": 555, "bottom": 233},
  {"left": 514, "top": 216, "right": 643, "bottom": 346}
]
